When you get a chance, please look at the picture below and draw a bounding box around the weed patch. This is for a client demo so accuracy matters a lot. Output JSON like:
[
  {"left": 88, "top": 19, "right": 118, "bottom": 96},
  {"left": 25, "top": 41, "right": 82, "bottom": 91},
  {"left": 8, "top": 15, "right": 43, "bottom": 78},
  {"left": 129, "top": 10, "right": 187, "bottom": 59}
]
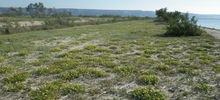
[
  {"left": 4, "top": 72, "right": 30, "bottom": 83},
  {"left": 114, "top": 66, "right": 138, "bottom": 77},
  {"left": 131, "top": 87, "right": 165, "bottom": 100},
  {"left": 60, "top": 68, "right": 108, "bottom": 80},
  {"left": 138, "top": 75, "right": 159, "bottom": 85}
]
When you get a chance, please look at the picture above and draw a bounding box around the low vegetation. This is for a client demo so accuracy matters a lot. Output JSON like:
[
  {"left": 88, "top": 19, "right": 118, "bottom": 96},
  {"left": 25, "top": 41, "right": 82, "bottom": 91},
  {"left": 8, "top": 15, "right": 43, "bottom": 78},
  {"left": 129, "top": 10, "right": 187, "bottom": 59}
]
[
  {"left": 0, "top": 18, "right": 219, "bottom": 99},
  {"left": 138, "top": 75, "right": 159, "bottom": 85},
  {"left": 131, "top": 87, "right": 165, "bottom": 100}
]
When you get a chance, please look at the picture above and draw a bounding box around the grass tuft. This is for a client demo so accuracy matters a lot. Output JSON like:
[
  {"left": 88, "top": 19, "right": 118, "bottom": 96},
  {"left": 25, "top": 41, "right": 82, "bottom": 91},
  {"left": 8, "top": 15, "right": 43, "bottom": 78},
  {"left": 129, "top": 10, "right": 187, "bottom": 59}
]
[
  {"left": 0, "top": 66, "right": 13, "bottom": 74},
  {"left": 0, "top": 57, "right": 5, "bottom": 63},
  {"left": 156, "top": 64, "right": 170, "bottom": 71},
  {"left": 138, "top": 75, "right": 159, "bottom": 85},
  {"left": 18, "top": 50, "right": 29, "bottom": 56},
  {"left": 194, "top": 83, "right": 213, "bottom": 92},
  {"left": 114, "top": 66, "right": 138, "bottom": 77},
  {"left": 84, "top": 45, "right": 97, "bottom": 50},
  {"left": 131, "top": 87, "right": 165, "bottom": 100},
  {"left": 3, "top": 82, "right": 24, "bottom": 92},
  {"left": 4, "top": 72, "right": 30, "bottom": 83},
  {"left": 60, "top": 67, "right": 108, "bottom": 80}
]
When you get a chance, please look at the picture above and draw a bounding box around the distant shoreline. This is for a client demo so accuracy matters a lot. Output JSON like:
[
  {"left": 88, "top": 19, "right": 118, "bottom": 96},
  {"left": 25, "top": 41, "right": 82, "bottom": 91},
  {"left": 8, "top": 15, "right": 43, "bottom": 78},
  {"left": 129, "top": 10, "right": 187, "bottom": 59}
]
[
  {"left": 201, "top": 26, "right": 220, "bottom": 31},
  {"left": 202, "top": 27, "right": 220, "bottom": 39}
]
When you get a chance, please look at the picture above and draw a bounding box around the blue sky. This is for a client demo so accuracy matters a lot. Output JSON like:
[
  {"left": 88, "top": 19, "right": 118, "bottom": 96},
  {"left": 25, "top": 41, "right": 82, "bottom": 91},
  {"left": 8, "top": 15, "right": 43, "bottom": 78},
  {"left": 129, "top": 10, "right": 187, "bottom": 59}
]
[{"left": 0, "top": 0, "right": 220, "bottom": 14}]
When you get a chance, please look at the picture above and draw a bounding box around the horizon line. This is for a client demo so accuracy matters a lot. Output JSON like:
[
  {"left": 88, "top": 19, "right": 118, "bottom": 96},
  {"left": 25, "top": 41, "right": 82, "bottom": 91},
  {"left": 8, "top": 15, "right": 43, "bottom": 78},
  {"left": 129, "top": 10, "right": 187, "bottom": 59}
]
[{"left": 0, "top": 6, "right": 220, "bottom": 15}]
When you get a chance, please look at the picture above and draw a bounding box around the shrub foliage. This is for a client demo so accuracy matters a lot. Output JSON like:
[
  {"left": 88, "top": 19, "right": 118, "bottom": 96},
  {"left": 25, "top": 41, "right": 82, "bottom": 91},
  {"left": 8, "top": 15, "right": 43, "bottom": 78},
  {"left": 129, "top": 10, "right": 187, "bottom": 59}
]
[{"left": 156, "top": 8, "right": 202, "bottom": 36}]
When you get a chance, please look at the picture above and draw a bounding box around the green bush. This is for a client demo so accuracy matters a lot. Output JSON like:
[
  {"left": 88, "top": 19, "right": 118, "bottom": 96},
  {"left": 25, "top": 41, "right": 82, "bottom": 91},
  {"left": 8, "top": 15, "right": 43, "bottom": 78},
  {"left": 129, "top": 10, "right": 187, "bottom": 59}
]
[
  {"left": 131, "top": 87, "right": 165, "bottom": 100},
  {"left": 156, "top": 8, "right": 203, "bottom": 36},
  {"left": 165, "top": 14, "right": 202, "bottom": 36}
]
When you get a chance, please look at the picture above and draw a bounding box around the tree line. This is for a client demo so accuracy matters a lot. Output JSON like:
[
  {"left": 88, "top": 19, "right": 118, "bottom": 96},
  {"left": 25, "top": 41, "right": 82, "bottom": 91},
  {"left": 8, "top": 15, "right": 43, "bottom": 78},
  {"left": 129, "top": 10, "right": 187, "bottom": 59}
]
[{"left": 1, "top": 2, "right": 72, "bottom": 17}]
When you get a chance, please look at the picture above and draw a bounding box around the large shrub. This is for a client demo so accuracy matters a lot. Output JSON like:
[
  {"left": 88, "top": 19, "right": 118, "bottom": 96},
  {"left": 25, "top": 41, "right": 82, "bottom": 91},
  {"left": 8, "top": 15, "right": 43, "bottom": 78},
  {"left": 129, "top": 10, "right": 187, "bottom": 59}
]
[
  {"left": 165, "top": 13, "right": 202, "bottom": 36},
  {"left": 156, "top": 8, "right": 203, "bottom": 36}
]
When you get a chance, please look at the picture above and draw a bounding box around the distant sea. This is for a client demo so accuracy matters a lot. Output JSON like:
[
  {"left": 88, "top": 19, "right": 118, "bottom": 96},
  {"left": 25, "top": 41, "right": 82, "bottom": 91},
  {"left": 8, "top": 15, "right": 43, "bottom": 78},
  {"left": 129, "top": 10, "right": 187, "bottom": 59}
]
[{"left": 197, "top": 17, "right": 220, "bottom": 30}]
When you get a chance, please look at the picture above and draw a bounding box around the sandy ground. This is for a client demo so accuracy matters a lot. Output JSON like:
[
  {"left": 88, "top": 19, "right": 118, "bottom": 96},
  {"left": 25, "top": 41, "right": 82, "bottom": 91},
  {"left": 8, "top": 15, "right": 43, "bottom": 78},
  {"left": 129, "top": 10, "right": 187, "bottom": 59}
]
[
  {"left": 203, "top": 28, "right": 220, "bottom": 40},
  {"left": 0, "top": 21, "right": 45, "bottom": 28}
]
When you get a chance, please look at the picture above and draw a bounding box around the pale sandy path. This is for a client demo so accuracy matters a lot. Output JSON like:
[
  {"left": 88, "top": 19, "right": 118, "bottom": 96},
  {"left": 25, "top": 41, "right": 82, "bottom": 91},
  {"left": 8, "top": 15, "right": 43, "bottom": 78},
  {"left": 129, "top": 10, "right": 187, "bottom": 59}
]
[{"left": 203, "top": 28, "right": 220, "bottom": 39}]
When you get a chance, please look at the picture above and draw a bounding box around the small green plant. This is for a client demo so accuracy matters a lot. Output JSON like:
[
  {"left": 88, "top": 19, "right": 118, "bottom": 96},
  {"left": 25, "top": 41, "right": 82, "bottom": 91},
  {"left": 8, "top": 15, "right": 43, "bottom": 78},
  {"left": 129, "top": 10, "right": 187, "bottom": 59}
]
[
  {"left": 190, "top": 65, "right": 200, "bottom": 69},
  {"left": 178, "top": 68, "right": 199, "bottom": 76},
  {"left": 156, "top": 64, "right": 170, "bottom": 71},
  {"left": 0, "top": 40, "right": 3, "bottom": 44},
  {"left": 61, "top": 84, "right": 85, "bottom": 95},
  {"left": 184, "top": 55, "right": 196, "bottom": 60},
  {"left": 133, "top": 57, "right": 148, "bottom": 66},
  {"left": 18, "top": 50, "right": 29, "bottom": 56},
  {"left": 60, "top": 68, "right": 107, "bottom": 80},
  {"left": 0, "top": 57, "right": 4, "bottom": 63},
  {"left": 212, "top": 64, "right": 220, "bottom": 73},
  {"left": 0, "top": 66, "right": 13, "bottom": 74},
  {"left": 95, "top": 48, "right": 113, "bottom": 53},
  {"left": 59, "top": 45, "right": 69, "bottom": 49},
  {"left": 131, "top": 87, "right": 165, "bottom": 100},
  {"left": 199, "top": 59, "right": 211, "bottom": 65},
  {"left": 4, "top": 72, "right": 30, "bottom": 83},
  {"left": 201, "top": 43, "right": 213, "bottom": 49},
  {"left": 140, "top": 70, "right": 156, "bottom": 75},
  {"left": 165, "top": 59, "right": 179, "bottom": 65},
  {"left": 158, "top": 54, "right": 169, "bottom": 59},
  {"left": 111, "top": 38, "right": 122, "bottom": 41},
  {"left": 144, "top": 49, "right": 156, "bottom": 54},
  {"left": 30, "top": 81, "right": 63, "bottom": 100},
  {"left": 35, "top": 67, "right": 49, "bottom": 76},
  {"left": 114, "top": 66, "right": 138, "bottom": 77},
  {"left": 138, "top": 75, "right": 159, "bottom": 85},
  {"left": 29, "top": 61, "right": 43, "bottom": 66},
  {"left": 49, "top": 48, "right": 62, "bottom": 52},
  {"left": 101, "top": 61, "right": 118, "bottom": 68},
  {"left": 84, "top": 45, "right": 96, "bottom": 50},
  {"left": 3, "top": 82, "right": 24, "bottom": 92},
  {"left": 109, "top": 46, "right": 118, "bottom": 50},
  {"left": 194, "top": 83, "right": 213, "bottom": 92}
]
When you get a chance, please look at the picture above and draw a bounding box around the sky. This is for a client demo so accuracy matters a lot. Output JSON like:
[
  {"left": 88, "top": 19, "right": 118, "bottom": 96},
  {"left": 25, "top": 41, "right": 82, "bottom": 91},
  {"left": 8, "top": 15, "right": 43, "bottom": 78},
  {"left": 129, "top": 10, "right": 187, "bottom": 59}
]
[{"left": 0, "top": 0, "right": 220, "bottom": 14}]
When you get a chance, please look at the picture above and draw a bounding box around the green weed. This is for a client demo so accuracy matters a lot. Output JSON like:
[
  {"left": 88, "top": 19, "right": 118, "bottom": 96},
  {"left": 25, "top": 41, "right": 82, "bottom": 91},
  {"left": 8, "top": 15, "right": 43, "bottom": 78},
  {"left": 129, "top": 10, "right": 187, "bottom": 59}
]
[
  {"left": 4, "top": 72, "right": 30, "bottom": 83},
  {"left": 60, "top": 67, "right": 108, "bottom": 80},
  {"left": 156, "top": 64, "right": 170, "bottom": 71},
  {"left": 131, "top": 87, "right": 165, "bottom": 100},
  {"left": 138, "top": 75, "right": 159, "bottom": 85},
  {"left": 114, "top": 66, "right": 138, "bottom": 77},
  {"left": 0, "top": 66, "right": 13, "bottom": 74},
  {"left": 194, "top": 83, "right": 213, "bottom": 92},
  {"left": 178, "top": 68, "right": 199, "bottom": 76},
  {"left": 62, "top": 84, "right": 85, "bottom": 95},
  {"left": 49, "top": 48, "right": 62, "bottom": 52},
  {"left": 0, "top": 57, "right": 4, "bottom": 63},
  {"left": 84, "top": 45, "right": 97, "bottom": 50},
  {"left": 18, "top": 50, "right": 29, "bottom": 56},
  {"left": 3, "top": 82, "right": 24, "bottom": 92}
]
